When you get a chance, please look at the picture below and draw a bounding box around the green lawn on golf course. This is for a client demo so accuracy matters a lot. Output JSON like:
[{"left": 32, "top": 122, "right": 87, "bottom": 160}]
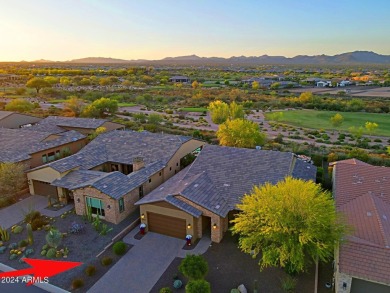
[{"left": 265, "top": 110, "right": 390, "bottom": 137}]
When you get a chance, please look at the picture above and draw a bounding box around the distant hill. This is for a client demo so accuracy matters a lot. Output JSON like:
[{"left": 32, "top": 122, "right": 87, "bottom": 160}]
[{"left": 23, "top": 51, "right": 390, "bottom": 65}]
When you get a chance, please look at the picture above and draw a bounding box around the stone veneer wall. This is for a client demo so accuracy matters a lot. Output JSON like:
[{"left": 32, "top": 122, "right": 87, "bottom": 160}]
[{"left": 73, "top": 186, "right": 139, "bottom": 224}]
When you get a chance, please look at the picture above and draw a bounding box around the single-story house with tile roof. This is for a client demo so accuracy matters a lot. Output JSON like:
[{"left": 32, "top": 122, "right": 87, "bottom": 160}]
[
  {"left": 135, "top": 144, "right": 317, "bottom": 243},
  {"left": 24, "top": 116, "right": 124, "bottom": 135},
  {"left": 26, "top": 130, "right": 205, "bottom": 223},
  {"left": 0, "top": 128, "right": 86, "bottom": 169},
  {"left": 332, "top": 159, "right": 390, "bottom": 293},
  {"left": 0, "top": 110, "right": 42, "bottom": 129}
]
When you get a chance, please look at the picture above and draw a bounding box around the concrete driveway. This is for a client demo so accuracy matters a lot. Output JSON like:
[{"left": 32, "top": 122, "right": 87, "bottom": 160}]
[{"left": 88, "top": 232, "right": 185, "bottom": 293}]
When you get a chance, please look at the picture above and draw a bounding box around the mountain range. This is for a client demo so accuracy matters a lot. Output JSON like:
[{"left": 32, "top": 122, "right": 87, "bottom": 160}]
[{"left": 32, "top": 51, "right": 390, "bottom": 65}]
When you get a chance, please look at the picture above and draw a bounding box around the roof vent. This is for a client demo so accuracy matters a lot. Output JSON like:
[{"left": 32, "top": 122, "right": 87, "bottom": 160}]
[
  {"left": 159, "top": 187, "right": 164, "bottom": 190},
  {"left": 194, "top": 184, "right": 199, "bottom": 188},
  {"left": 383, "top": 215, "right": 388, "bottom": 220},
  {"left": 367, "top": 212, "right": 372, "bottom": 217},
  {"left": 223, "top": 184, "right": 230, "bottom": 187},
  {"left": 215, "top": 205, "right": 220, "bottom": 209},
  {"left": 103, "top": 185, "right": 107, "bottom": 188}
]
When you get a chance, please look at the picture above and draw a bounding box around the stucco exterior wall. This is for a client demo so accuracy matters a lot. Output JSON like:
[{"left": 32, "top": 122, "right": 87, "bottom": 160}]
[{"left": 29, "top": 139, "right": 86, "bottom": 168}]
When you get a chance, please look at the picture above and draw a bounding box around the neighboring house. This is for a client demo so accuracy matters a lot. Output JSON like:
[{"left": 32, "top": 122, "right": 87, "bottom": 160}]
[
  {"left": 25, "top": 116, "right": 125, "bottom": 135},
  {"left": 332, "top": 159, "right": 390, "bottom": 293},
  {"left": 0, "top": 128, "right": 86, "bottom": 169},
  {"left": 316, "top": 80, "right": 331, "bottom": 87},
  {"left": 241, "top": 77, "right": 273, "bottom": 88},
  {"left": 26, "top": 131, "right": 205, "bottom": 224},
  {"left": 136, "top": 145, "right": 316, "bottom": 243},
  {"left": 0, "top": 111, "right": 41, "bottom": 129},
  {"left": 169, "top": 76, "right": 191, "bottom": 83}
]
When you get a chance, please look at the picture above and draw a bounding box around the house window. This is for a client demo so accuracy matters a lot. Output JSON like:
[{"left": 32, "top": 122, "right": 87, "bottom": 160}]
[
  {"left": 159, "top": 172, "right": 161, "bottom": 176},
  {"left": 149, "top": 178, "right": 151, "bottom": 183},
  {"left": 42, "top": 154, "right": 48, "bottom": 163},
  {"left": 119, "top": 198, "right": 125, "bottom": 213},
  {"left": 47, "top": 152, "right": 55, "bottom": 162},
  {"left": 139, "top": 186, "right": 144, "bottom": 198},
  {"left": 86, "top": 197, "right": 105, "bottom": 217},
  {"left": 55, "top": 150, "right": 61, "bottom": 159},
  {"left": 169, "top": 167, "right": 172, "bottom": 171},
  {"left": 176, "top": 162, "right": 178, "bottom": 166}
]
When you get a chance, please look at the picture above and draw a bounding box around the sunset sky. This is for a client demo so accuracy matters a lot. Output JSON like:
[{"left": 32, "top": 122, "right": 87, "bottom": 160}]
[{"left": 1, "top": 0, "right": 390, "bottom": 61}]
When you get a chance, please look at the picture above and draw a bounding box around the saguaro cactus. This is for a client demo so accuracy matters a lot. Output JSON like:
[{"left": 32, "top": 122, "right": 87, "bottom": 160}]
[{"left": 27, "top": 223, "right": 34, "bottom": 245}]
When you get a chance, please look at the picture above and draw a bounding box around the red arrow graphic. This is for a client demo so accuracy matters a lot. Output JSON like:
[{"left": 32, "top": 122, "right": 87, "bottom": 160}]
[{"left": 0, "top": 258, "right": 82, "bottom": 286}]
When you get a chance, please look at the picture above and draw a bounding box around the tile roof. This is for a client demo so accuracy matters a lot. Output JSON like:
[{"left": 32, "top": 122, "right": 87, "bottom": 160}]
[
  {"left": 25, "top": 116, "right": 108, "bottom": 133},
  {"left": 136, "top": 145, "right": 316, "bottom": 217},
  {"left": 334, "top": 160, "right": 390, "bottom": 285},
  {"left": 51, "top": 170, "right": 104, "bottom": 189},
  {"left": 0, "top": 128, "right": 85, "bottom": 163},
  {"left": 165, "top": 195, "right": 202, "bottom": 218},
  {"left": 0, "top": 111, "right": 13, "bottom": 120},
  {"left": 39, "top": 130, "right": 192, "bottom": 173}
]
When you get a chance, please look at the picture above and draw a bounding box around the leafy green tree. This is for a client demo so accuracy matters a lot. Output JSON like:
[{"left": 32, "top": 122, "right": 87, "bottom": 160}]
[
  {"left": 330, "top": 113, "right": 344, "bottom": 127},
  {"left": 192, "top": 80, "right": 199, "bottom": 89},
  {"left": 60, "top": 77, "right": 71, "bottom": 85},
  {"left": 268, "top": 112, "right": 284, "bottom": 122},
  {"left": 81, "top": 98, "right": 118, "bottom": 118},
  {"left": 270, "top": 82, "right": 281, "bottom": 90},
  {"left": 348, "top": 126, "right": 364, "bottom": 139},
  {"left": 133, "top": 113, "right": 147, "bottom": 123},
  {"left": 231, "top": 177, "right": 345, "bottom": 274},
  {"left": 217, "top": 119, "right": 266, "bottom": 148},
  {"left": 298, "top": 92, "right": 314, "bottom": 103},
  {"left": 64, "top": 96, "right": 84, "bottom": 117},
  {"left": 0, "top": 162, "right": 26, "bottom": 202},
  {"left": 43, "top": 76, "right": 59, "bottom": 85},
  {"left": 185, "top": 280, "right": 211, "bottom": 293},
  {"left": 209, "top": 100, "right": 230, "bottom": 124},
  {"left": 26, "top": 77, "right": 51, "bottom": 94},
  {"left": 179, "top": 255, "right": 208, "bottom": 280},
  {"left": 229, "top": 101, "right": 244, "bottom": 120},
  {"left": 365, "top": 121, "right": 378, "bottom": 135},
  {"left": 252, "top": 81, "right": 260, "bottom": 90},
  {"left": 5, "top": 98, "right": 36, "bottom": 113}
]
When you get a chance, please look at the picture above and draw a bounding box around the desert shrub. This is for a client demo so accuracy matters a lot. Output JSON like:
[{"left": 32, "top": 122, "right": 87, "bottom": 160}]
[
  {"left": 18, "top": 239, "right": 28, "bottom": 248},
  {"left": 31, "top": 217, "right": 49, "bottom": 231},
  {"left": 72, "top": 278, "right": 84, "bottom": 289},
  {"left": 46, "top": 248, "right": 56, "bottom": 258},
  {"left": 69, "top": 222, "right": 84, "bottom": 234},
  {"left": 24, "top": 210, "right": 41, "bottom": 224},
  {"left": 179, "top": 254, "right": 208, "bottom": 280},
  {"left": 185, "top": 280, "right": 211, "bottom": 293},
  {"left": 159, "top": 287, "right": 172, "bottom": 293},
  {"left": 40, "top": 250, "right": 46, "bottom": 256},
  {"left": 85, "top": 265, "right": 96, "bottom": 276},
  {"left": 112, "top": 241, "right": 126, "bottom": 255},
  {"left": 101, "top": 256, "right": 113, "bottom": 266},
  {"left": 173, "top": 279, "right": 183, "bottom": 289},
  {"left": 25, "top": 248, "right": 34, "bottom": 257},
  {"left": 230, "top": 289, "right": 240, "bottom": 293}
]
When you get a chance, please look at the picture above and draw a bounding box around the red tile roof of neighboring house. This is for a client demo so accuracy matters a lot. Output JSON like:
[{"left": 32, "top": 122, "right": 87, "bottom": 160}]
[{"left": 334, "top": 159, "right": 390, "bottom": 285}]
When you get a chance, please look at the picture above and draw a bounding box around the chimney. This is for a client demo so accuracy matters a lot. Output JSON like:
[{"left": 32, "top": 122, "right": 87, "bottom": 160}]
[{"left": 133, "top": 157, "right": 145, "bottom": 171}]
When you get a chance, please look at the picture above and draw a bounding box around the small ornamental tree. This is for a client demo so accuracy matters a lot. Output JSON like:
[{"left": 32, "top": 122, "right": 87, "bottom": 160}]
[
  {"left": 231, "top": 177, "right": 345, "bottom": 274},
  {"left": 45, "top": 228, "right": 62, "bottom": 249},
  {"left": 330, "top": 113, "right": 344, "bottom": 127},
  {"left": 179, "top": 254, "right": 208, "bottom": 280}
]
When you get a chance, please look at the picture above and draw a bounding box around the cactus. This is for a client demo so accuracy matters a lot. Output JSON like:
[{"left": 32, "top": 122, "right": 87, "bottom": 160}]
[
  {"left": 0, "top": 226, "right": 10, "bottom": 242},
  {"left": 27, "top": 223, "right": 34, "bottom": 245},
  {"left": 45, "top": 228, "right": 62, "bottom": 248}
]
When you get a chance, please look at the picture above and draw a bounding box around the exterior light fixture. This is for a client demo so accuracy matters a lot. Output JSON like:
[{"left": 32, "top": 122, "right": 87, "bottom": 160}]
[
  {"left": 107, "top": 205, "right": 111, "bottom": 209},
  {"left": 76, "top": 198, "right": 80, "bottom": 203},
  {"left": 187, "top": 223, "right": 191, "bottom": 229},
  {"left": 141, "top": 213, "right": 145, "bottom": 219},
  {"left": 213, "top": 223, "right": 217, "bottom": 229},
  {"left": 342, "top": 282, "right": 347, "bottom": 290}
]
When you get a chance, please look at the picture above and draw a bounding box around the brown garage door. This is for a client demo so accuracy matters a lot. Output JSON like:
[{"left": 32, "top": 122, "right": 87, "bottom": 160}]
[
  {"left": 33, "top": 180, "right": 58, "bottom": 197},
  {"left": 148, "top": 212, "right": 186, "bottom": 239}
]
